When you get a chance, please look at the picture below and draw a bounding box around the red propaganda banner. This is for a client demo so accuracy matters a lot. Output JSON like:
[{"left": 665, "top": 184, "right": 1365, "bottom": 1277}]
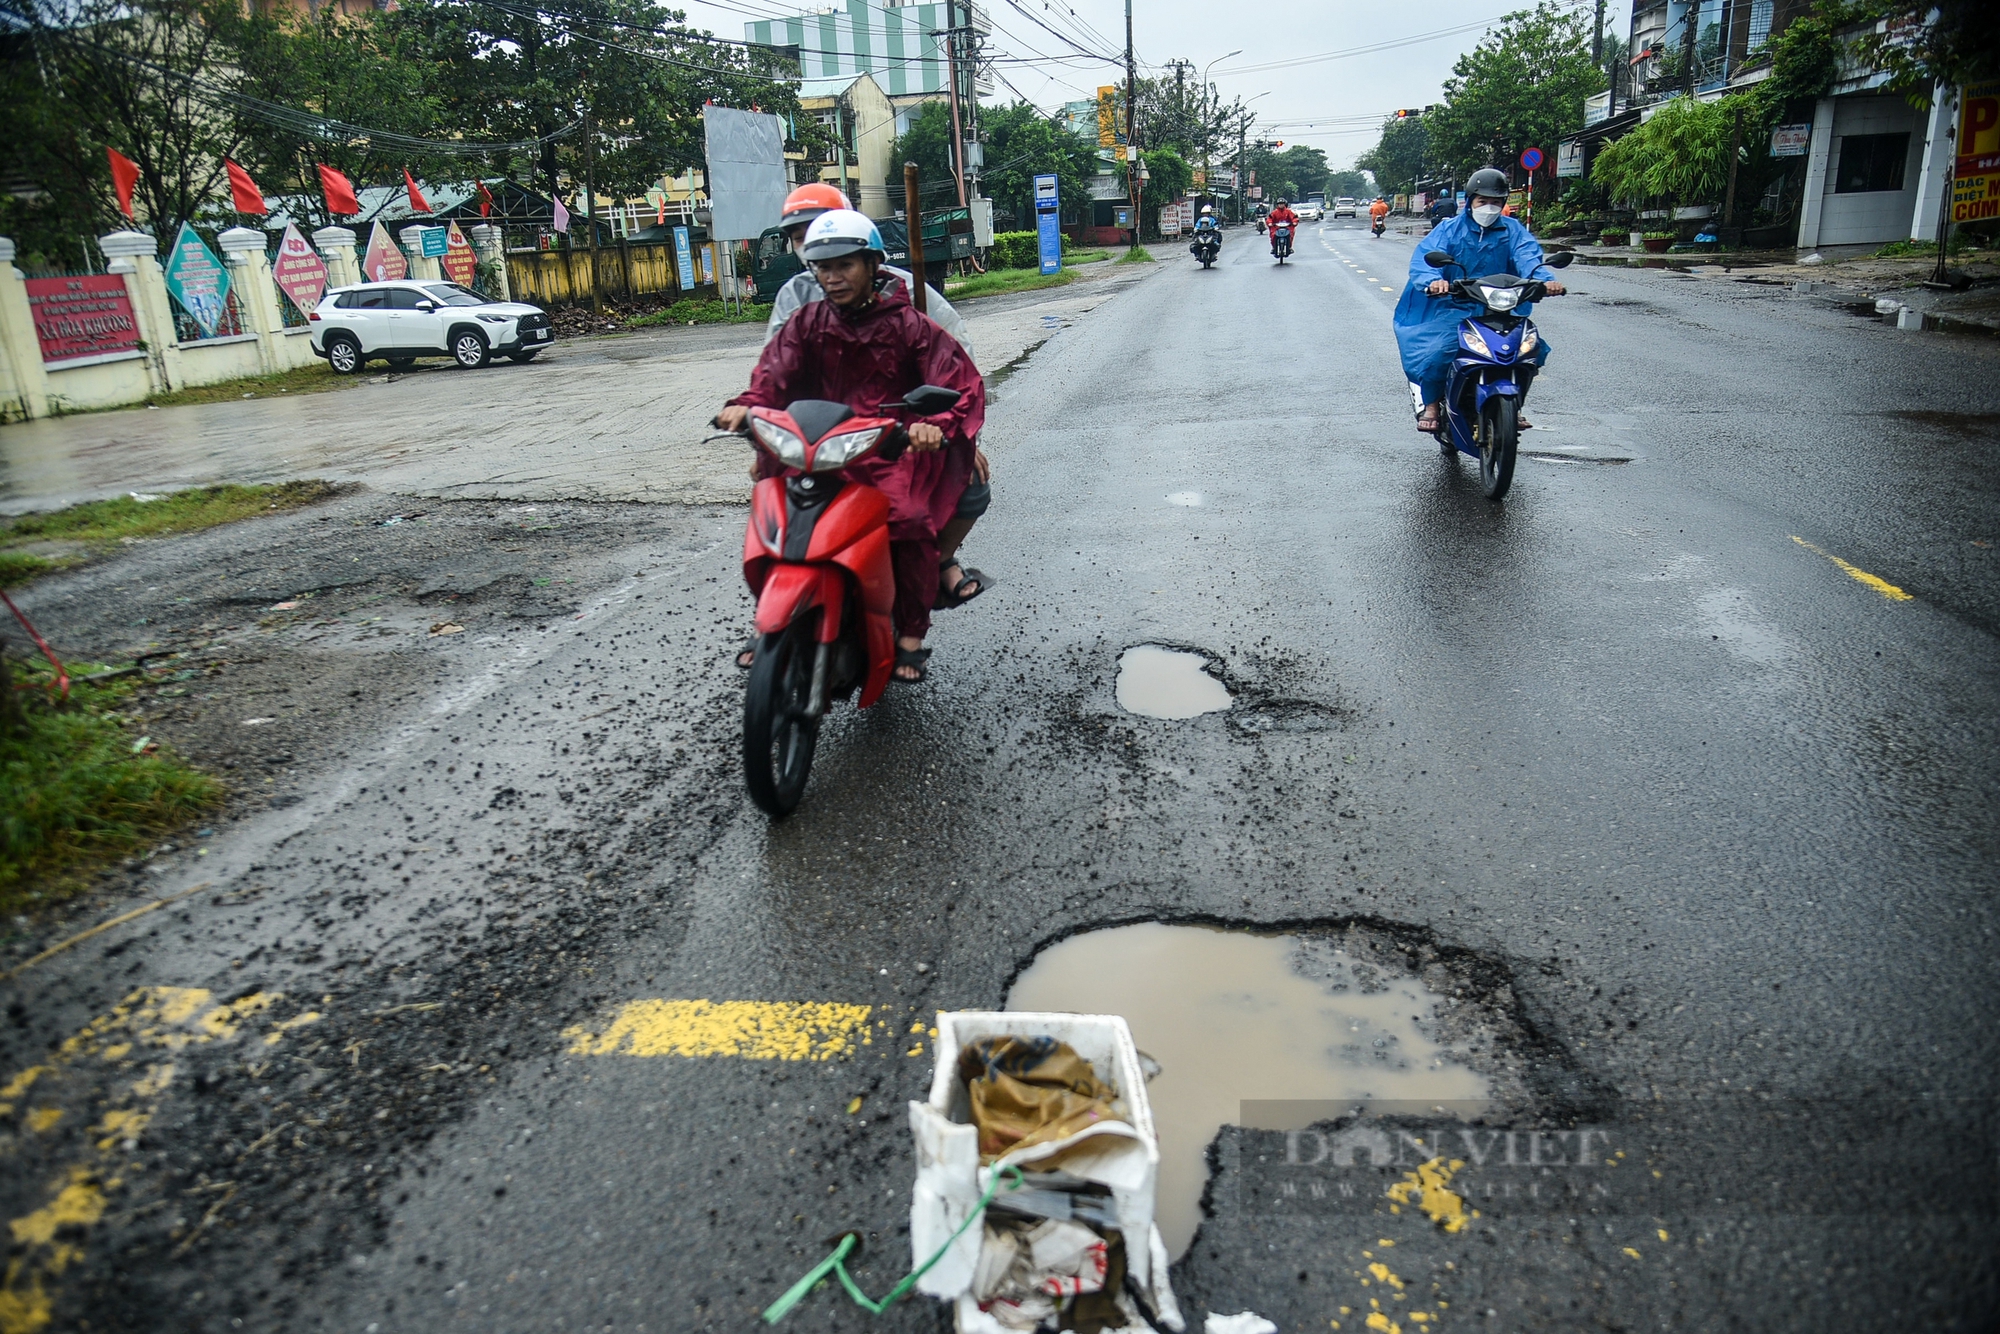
[
  {"left": 361, "top": 220, "right": 407, "bottom": 283},
  {"left": 273, "top": 223, "right": 330, "bottom": 314},
  {"left": 25, "top": 274, "right": 141, "bottom": 366},
  {"left": 442, "top": 221, "right": 478, "bottom": 286}
]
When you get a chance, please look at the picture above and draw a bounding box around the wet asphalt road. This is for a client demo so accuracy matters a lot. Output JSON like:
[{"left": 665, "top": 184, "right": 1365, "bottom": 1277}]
[{"left": 6, "top": 221, "right": 1999, "bottom": 1333}]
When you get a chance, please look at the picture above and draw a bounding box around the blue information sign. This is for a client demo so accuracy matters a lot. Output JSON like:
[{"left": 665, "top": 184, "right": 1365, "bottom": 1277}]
[
  {"left": 419, "top": 226, "right": 449, "bottom": 258},
  {"left": 1034, "top": 174, "right": 1062, "bottom": 276},
  {"left": 673, "top": 226, "right": 698, "bottom": 290}
]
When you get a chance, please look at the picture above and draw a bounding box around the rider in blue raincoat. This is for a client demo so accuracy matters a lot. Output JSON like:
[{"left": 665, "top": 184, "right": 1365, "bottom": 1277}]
[{"left": 1394, "top": 168, "right": 1565, "bottom": 432}]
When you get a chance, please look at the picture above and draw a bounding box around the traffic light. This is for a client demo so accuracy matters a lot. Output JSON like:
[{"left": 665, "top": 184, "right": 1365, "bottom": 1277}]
[{"left": 1394, "top": 108, "right": 1421, "bottom": 120}]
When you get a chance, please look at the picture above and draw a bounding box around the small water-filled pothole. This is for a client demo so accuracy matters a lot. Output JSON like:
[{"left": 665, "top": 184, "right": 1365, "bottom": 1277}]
[
  {"left": 1164, "top": 490, "right": 1205, "bottom": 507},
  {"left": 1007, "top": 923, "right": 1492, "bottom": 1257},
  {"left": 1116, "top": 645, "right": 1231, "bottom": 719}
]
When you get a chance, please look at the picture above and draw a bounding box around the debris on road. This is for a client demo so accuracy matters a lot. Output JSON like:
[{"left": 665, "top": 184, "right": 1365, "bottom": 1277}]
[{"left": 1203, "top": 1312, "right": 1276, "bottom": 1334}]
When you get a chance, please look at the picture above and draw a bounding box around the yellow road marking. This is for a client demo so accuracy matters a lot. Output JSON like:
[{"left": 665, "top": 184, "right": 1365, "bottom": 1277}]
[
  {"left": 1790, "top": 536, "right": 1912, "bottom": 601},
  {"left": 565, "top": 1000, "right": 877, "bottom": 1061},
  {"left": 2, "top": 988, "right": 316, "bottom": 1333}
]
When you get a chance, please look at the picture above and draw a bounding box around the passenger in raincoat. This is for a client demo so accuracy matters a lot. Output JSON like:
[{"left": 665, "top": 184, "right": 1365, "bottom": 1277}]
[{"left": 1393, "top": 169, "right": 1564, "bottom": 431}]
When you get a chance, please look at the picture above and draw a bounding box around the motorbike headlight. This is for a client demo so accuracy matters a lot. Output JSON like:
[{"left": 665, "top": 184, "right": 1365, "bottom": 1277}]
[
  {"left": 1521, "top": 325, "right": 1539, "bottom": 355},
  {"left": 750, "top": 416, "right": 807, "bottom": 468},
  {"left": 1460, "top": 325, "right": 1494, "bottom": 358},
  {"left": 810, "top": 427, "right": 884, "bottom": 472},
  {"left": 1480, "top": 285, "right": 1520, "bottom": 311}
]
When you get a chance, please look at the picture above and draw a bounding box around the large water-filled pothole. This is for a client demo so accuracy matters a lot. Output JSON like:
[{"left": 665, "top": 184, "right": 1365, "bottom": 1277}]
[
  {"left": 1116, "top": 646, "right": 1232, "bottom": 719},
  {"left": 1007, "top": 922, "right": 1493, "bottom": 1257}
]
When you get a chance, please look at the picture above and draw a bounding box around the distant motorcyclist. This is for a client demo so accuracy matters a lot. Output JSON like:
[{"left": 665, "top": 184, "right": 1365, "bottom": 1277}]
[
  {"left": 1368, "top": 196, "right": 1390, "bottom": 237},
  {"left": 1394, "top": 168, "right": 1566, "bottom": 434},
  {"left": 1266, "top": 199, "right": 1299, "bottom": 256}
]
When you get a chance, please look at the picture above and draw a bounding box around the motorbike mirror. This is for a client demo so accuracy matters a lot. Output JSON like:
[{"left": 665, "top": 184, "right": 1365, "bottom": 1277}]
[
  {"left": 1425, "top": 251, "right": 1458, "bottom": 269},
  {"left": 902, "top": 384, "right": 961, "bottom": 415},
  {"left": 1547, "top": 251, "right": 1574, "bottom": 269}
]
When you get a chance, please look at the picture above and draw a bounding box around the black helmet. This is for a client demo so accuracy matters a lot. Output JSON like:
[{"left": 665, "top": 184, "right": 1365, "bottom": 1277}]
[{"left": 1466, "top": 168, "right": 1509, "bottom": 200}]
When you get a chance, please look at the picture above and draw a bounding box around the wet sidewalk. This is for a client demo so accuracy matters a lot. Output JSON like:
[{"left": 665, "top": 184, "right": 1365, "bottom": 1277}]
[{"left": 1, "top": 269, "right": 1153, "bottom": 514}]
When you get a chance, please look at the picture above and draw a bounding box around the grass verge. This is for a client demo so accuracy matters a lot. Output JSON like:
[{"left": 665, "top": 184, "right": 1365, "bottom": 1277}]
[
  {"left": 0, "top": 480, "right": 339, "bottom": 587},
  {"left": 1115, "top": 246, "right": 1157, "bottom": 264},
  {"left": 1, "top": 657, "right": 224, "bottom": 915},
  {"left": 627, "top": 298, "right": 767, "bottom": 328},
  {"left": 1067, "top": 249, "right": 1112, "bottom": 265},
  {"left": 944, "top": 269, "right": 1076, "bottom": 301},
  {"left": 137, "top": 362, "right": 355, "bottom": 411}
]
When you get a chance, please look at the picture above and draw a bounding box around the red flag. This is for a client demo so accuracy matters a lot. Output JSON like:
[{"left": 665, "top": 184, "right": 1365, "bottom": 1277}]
[
  {"left": 224, "top": 159, "right": 267, "bottom": 215},
  {"left": 656, "top": 194, "right": 665, "bottom": 226},
  {"left": 404, "top": 168, "right": 432, "bottom": 214},
  {"left": 107, "top": 148, "right": 141, "bottom": 219},
  {"left": 476, "top": 181, "right": 495, "bottom": 219},
  {"left": 317, "top": 163, "right": 361, "bottom": 216}
]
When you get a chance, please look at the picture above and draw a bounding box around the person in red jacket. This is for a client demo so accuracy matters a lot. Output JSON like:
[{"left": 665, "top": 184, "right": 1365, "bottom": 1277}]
[
  {"left": 715, "top": 210, "right": 986, "bottom": 684},
  {"left": 1266, "top": 199, "right": 1300, "bottom": 255}
]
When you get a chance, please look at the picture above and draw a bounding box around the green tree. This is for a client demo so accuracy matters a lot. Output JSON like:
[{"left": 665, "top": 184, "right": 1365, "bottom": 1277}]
[
  {"left": 1590, "top": 92, "right": 1777, "bottom": 211},
  {"left": 1356, "top": 114, "right": 1432, "bottom": 195},
  {"left": 1422, "top": 1, "right": 1603, "bottom": 181},
  {"left": 893, "top": 101, "right": 1094, "bottom": 229},
  {"left": 1138, "top": 145, "right": 1191, "bottom": 236},
  {"left": 1848, "top": 0, "right": 2000, "bottom": 100},
  {"left": 0, "top": 0, "right": 252, "bottom": 253}
]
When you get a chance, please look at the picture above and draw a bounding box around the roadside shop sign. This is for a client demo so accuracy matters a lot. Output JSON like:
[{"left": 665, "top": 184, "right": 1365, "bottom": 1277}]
[
  {"left": 25, "top": 273, "right": 140, "bottom": 366},
  {"left": 1557, "top": 139, "right": 1585, "bottom": 178},
  {"left": 162, "top": 222, "right": 232, "bottom": 337},
  {"left": 272, "top": 223, "right": 329, "bottom": 314},
  {"left": 672, "top": 226, "right": 697, "bottom": 290},
  {"left": 1953, "top": 82, "right": 2000, "bottom": 225},
  {"left": 1771, "top": 123, "right": 1812, "bottom": 157},
  {"left": 442, "top": 222, "right": 478, "bottom": 285},
  {"left": 361, "top": 220, "right": 407, "bottom": 282},
  {"left": 1034, "top": 173, "right": 1062, "bottom": 276},
  {"left": 700, "top": 243, "right": 716, "bottom": 285}
]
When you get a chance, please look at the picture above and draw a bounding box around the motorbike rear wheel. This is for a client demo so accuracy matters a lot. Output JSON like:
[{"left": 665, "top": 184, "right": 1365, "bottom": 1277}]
[
  {"left": 743, "top": 616, "right": 821, "bottom": 816},
  {"left": 1479, "top": 396, "right": 1519, "bottom": 500}
]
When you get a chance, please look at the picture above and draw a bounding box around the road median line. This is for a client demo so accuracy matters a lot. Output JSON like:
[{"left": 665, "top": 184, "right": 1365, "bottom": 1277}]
[{"left": 1790, "top": 535, "right": 1913, "bottom": 601}]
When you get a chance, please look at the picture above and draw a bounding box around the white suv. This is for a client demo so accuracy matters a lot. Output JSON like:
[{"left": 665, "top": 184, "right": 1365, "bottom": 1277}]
[
  {"left": 1332, "top": 198, "right": 1359, "bottom": 218},
  {"left": 309, "top": 280, "right": 554, "bottom": 373}
]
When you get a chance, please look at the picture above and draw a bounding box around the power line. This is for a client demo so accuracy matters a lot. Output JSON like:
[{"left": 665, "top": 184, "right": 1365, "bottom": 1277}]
[{"left": 1217, "top": 17, "right": 1510, "bottom": 75}]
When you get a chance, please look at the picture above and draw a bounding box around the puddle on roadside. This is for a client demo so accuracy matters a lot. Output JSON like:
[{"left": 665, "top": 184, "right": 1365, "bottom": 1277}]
[
  {"left": 1007, "top": 923, "right": 1490, "bottom": 1257},
  {"left": 1164, "top": 491, "right": 1205, "bottom": 507},
  {"left": 1116, "top": 646, "right": 1231, "bottom": 719}
]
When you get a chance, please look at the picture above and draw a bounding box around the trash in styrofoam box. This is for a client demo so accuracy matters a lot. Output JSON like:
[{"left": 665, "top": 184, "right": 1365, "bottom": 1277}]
[{"left": 910, "top": 1011, "right": 1184, "bottom": 1333}]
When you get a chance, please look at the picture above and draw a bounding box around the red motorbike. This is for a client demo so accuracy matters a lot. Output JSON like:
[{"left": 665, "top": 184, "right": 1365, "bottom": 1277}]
[{"left": 731, "top": 384, "right": 961, "bottom": 815}]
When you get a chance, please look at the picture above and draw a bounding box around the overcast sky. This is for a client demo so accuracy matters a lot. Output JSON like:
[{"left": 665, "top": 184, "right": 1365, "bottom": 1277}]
[{"left": 672, "top": 0, "right": 1628, "bottom": 171}]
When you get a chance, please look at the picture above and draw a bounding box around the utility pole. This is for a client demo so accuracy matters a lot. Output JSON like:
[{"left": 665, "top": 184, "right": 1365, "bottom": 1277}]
[
  {"left": 583, "top": 90, "right": 600, "bottom": 315},
  {"left": 1593, "top": 0, "right": 1604, "bottom": 64},
  {"left": 1681, "top": 0, "right": 1699, "bottom": 96},
  {"left": 1236, "top": 111, "right": 1247, "bottom": 225},
  {"left": 1124, "top": 0, "right": 1138, "bottom": 251},
  {"left": 943, "top": 0, "right": 968, "bottom": 207},
  {"left": 1171, "top": 59, "right": 1188, "bottom": 147}
]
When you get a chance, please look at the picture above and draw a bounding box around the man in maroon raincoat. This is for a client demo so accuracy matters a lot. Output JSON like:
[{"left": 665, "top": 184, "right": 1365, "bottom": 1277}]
[{"left": 715, "top": 209, "right": 986, "bottom": 683}]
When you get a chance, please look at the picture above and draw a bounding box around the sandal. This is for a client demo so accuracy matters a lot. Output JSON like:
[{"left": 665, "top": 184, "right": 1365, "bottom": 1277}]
[
  {"left": 891, "top": 646, "right": 932, "bottom": 683},
  {"left": 1415, "top": 407, "right": 1442, "bottom": 433},
  {"left": 735, "top": 635, "right": 756, "bottom": 670},
  {"left": 935, "top": 558, "right": 992, "bottom": 610}
]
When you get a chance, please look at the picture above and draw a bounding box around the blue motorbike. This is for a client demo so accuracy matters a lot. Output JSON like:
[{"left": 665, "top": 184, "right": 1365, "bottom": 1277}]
[{"left": 1421, "top": 247, "right": 1573, "bottom": 499}]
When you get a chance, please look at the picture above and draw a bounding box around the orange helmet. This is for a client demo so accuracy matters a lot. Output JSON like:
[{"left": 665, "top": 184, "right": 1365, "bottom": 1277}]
[{"left": 780, "top": 183, "right": 849, "bottom": 231}]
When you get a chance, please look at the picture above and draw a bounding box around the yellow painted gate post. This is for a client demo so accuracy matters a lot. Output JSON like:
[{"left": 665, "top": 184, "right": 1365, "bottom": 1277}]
[
  {"left": 99, "top": 229, "right": 184, "bottom": 395},
  {"left": 401, "top": 226, "right": 443, "bottom": 281},
  {"left": 470, "top": 225, "right": 512, "bottom": 301},
  {"left": 313, "top": 227, "right": 360, "bottom": 289},
  {"left": 0, "top": 237, "right": 54, "bottom": 422},
  {"left": 218, "top": 226, "right": 283, "bottom": 374}
]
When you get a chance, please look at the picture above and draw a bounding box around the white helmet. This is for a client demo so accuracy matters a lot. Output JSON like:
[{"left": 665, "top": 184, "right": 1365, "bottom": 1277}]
[
  {"left": 800, "top": 208, "right": 885, "bottom": 262},
  {"left": 1199, "top": 204, "right": 1213, "bottom": 215}
]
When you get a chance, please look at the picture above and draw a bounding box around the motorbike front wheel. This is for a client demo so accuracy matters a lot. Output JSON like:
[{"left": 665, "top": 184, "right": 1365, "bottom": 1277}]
[
  {"left": 743, "top": 617, "right": 821, "bottom": 816},
  {"left": 1479, "top": 396, "right": 1519, "bottom": 500}
]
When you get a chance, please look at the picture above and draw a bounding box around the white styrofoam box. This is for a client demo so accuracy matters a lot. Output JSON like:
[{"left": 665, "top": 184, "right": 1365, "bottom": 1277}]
[{"left": 909, "top": 1010, "right": 1183, "bottom": 1333}]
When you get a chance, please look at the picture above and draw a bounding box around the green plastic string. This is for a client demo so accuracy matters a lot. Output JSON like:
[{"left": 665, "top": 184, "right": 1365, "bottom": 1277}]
[{"left": 762, "top": 1164, "right": 1025, "bottom": 1323}]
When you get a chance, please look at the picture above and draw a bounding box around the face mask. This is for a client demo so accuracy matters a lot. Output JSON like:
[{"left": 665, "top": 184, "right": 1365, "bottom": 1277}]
[{"left": 1471, "top": 204, "right": 1503, "bottom": 228}]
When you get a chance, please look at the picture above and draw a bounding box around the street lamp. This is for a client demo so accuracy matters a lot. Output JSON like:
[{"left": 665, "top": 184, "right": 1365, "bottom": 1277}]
[{"left": 1198, "top": 50, "right": 1242, "bottom": 199}]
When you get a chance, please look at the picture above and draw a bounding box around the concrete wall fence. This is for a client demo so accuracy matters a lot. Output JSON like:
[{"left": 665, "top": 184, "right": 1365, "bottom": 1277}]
[{"left": 0, "top": 223, "right": 513, "bottom": 422}]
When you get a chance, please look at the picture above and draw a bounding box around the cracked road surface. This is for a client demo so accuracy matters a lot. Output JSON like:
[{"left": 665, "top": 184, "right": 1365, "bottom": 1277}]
[{"left": 2, "top": 224, "right": 1996, "bottom": 1332}]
